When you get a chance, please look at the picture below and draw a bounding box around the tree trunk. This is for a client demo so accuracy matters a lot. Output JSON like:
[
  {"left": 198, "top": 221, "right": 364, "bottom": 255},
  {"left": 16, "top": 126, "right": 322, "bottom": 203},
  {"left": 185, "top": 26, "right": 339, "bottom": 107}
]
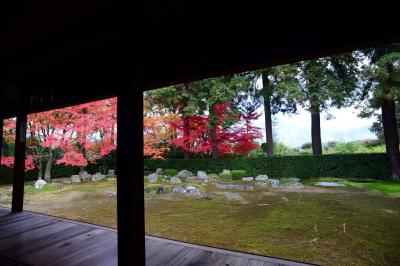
[
  {"left": 37, "top": 157, "right": 43, "bottom": 179},
  {"left": 44, "top": 149, "right": 53, "bottom": 182},
  {"left": 183, "top": 117, "right": 191, "bottom": 159},
  {"left": 381, "top": 99, "right": 400, "bottom": 179},
  {"left": 311, "top": 112, "right": 322, "bottom": 155},
  {"left": 262, "top": 72, "right": 274, "bottom": 156},
  {"left": 211, "top": 125, "right": 218, "bottom": 159}
]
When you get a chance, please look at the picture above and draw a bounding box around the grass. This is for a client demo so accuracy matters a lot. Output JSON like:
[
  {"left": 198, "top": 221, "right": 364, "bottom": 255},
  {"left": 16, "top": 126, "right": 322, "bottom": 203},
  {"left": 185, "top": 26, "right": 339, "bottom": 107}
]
[
  {"left": 303, "top": 177, "right": 400, "bottom": 196},
  {"left": 1, "top": 177, "right": 400, "bottom": 265}
]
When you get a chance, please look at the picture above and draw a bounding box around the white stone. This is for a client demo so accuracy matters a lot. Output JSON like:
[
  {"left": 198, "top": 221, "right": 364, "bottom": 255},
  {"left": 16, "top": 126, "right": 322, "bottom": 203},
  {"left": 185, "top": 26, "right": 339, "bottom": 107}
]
[
  {"left": 268, "top": 179, "right": 280, "bottom": 187},
  {"left": 197, "top": 171, "right": 208, "bottom": 180},
  {"left": 79, "top": 171, "right": 91, "bottom": 182},
  {"left": 316, "top": 182, "right": 345, "bottom": 187},
  {"left": 71, "top": 175, "right": 81, "bottom": 183},
  {"left": 34, "top": 178, "right": 47, "bottom": 190},
  {"left": 222, "top": 169, "right": 230, "bottom": 174},
  {"left": 255, "top": 175, "right": 269, "bottom": 181},
  {"left": 242, "top": 177, "right": 254, "bottom": 181},
  {"left": 148, "top": 173, "right": 158, "bottom": 183}
]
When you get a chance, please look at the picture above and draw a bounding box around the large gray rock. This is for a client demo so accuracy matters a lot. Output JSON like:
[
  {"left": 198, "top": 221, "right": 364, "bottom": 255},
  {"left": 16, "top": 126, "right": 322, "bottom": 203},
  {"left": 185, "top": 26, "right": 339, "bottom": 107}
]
[
  {"left": 92, "top": 173, "right": 105, "bottom": 182},
  {"left": 34, "top": 178, "right": 47, "bottom": 190},
  {"left": 255, "top": 175, "right": 269, "bottom": 181},
  {"left": 170, "top": 176, "right": 182, "bottom": 184},
  {"left": 148, "top": 173, "right": 158, "bottom": 183},
  {"left": 156, "top": 168, "right": 163, "bottom": 175},
  {"left": 171, "top": 186, "right": 199, "bottom": 195},
  {"left": 197, "top": 171, "right": 208, "bottom": 180},
  {"left": 177, "top": 170, "right": 193, "bottom": 179},
  {"left": 71, "top": 175, "right": 81, "bottom": 183},
  {"left": 242, "top": 177, "right": 254, "bottom": 181}
]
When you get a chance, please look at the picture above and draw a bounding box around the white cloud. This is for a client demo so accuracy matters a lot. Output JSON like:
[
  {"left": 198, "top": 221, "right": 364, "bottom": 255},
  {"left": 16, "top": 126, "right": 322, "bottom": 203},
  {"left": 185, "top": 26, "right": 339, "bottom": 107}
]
[{"left": 254, "top": 106, "right": 378, "bottom": 147}]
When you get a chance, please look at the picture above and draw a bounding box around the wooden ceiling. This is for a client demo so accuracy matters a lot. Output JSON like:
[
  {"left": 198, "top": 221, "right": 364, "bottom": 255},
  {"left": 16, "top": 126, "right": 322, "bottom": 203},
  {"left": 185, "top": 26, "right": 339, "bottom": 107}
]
[{"left": 1, "top": 2, "right": 399, "bottom": 117}]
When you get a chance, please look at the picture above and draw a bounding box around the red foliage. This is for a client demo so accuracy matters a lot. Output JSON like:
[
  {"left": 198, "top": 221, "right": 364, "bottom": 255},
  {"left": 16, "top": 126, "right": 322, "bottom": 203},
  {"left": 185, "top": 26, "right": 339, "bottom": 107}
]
[{"left": 170, "top": 103, "right": 261, "bottom": 157}]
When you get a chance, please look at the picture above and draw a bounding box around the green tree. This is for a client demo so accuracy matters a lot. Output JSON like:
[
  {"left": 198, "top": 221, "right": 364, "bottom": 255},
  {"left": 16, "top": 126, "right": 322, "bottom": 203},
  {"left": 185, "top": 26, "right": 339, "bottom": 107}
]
[
  {"left": 257, "top": 64, "right": 300, "bottom": 156},
  {"left": 358, "top": 43, "right": 400, "bottom": 179},
  {"left": 298, "top": 54, "right": 359, "bottom": 155}
]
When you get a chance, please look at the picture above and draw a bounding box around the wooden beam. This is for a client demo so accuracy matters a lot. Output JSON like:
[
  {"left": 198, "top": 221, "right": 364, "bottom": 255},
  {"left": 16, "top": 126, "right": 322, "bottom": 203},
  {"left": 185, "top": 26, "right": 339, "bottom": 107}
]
[
  {"left": 11, "top": 112, "right": 27, "bottom": 213},
  {"left": 116, "top": 88, "right": 145, "bottom": 265},
  {"left": 0, "top": 115, "right": 3, "bottom": 167}
]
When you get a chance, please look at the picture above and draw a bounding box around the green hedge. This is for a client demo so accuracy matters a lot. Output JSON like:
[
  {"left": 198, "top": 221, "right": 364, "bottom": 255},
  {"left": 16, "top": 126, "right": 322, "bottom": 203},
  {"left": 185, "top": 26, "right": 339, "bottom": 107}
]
[{"left": 145, "top": 153, "right": 391, "bottom": 179}]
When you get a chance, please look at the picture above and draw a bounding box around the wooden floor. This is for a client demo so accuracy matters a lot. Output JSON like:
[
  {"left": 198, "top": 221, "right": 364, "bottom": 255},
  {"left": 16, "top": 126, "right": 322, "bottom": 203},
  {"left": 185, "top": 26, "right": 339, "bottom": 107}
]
[{"left": 0, "top": 207, "right": 312, "bottom": 266}]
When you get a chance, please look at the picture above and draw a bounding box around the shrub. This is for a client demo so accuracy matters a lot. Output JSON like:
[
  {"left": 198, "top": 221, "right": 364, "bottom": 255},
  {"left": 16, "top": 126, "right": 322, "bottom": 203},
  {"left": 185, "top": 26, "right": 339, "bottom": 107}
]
[
  {"left": 219, "top": 173, "right": 232, "bottom": 180},
  {"left": 231, "top": 170, "right": 247, "bottom": 180},
  {"left": 144, "top": 153, "right": 391, "bottom": 180},
  {"left": 164, "top": 169, "right": 178, "bottom": 176}
]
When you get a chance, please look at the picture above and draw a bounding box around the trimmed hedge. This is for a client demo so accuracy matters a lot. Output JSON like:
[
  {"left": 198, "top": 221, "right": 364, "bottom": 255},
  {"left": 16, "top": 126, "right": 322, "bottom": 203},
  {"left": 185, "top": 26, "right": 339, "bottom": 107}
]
[
  {"left": 145, "top": 153, "right": 391, "bottom": 179},
  {"left": 231, "top": 170, "right": 247, "bottom": 180}
]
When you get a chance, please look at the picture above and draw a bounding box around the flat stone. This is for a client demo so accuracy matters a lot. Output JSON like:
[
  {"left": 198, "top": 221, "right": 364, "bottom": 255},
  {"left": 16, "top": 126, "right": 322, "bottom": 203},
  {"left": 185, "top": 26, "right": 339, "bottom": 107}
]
[
  {"left": 92, "top": 173, "right": 105, "bottom": 181},
  {"left": 255, "top": 175, "right": 269, "bottom": 181},
  {"left": 242, "top": 177, "right": 254, "bottom": 181},
  {"left": 316, "top": 182, "right": 345, "bottom": 187},
  {"left": 71, "top": 175, "right": 81, "bottom": 183},
  {"left": 215, "top": 183, "right": 254, "bottom": 191}
]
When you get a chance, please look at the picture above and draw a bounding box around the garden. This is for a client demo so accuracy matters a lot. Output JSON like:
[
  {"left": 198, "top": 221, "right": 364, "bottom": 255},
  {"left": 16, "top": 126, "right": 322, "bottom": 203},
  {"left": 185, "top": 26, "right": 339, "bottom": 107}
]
[{"left": 1, "top": 43, "right": 400, "bottom": 265}]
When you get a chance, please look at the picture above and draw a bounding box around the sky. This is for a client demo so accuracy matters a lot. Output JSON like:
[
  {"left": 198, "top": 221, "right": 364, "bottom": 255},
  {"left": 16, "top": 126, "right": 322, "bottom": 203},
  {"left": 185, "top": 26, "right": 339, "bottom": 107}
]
[{"left": 253, "top": 106, "right": 378, "bottom": 148}]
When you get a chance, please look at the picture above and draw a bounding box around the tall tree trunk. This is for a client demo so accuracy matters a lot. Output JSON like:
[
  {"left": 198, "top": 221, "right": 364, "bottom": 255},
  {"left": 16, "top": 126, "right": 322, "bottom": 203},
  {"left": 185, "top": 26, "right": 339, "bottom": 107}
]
[
  {"left": 262, "top": 72, "right": 274, "bottom": 156},
  {"left": 311, "top": 111, "right": 322, "bottom": 155},
  {"left": 44, "top": 149, "right": 53, "bottom": 182},
  {"left": 210, "top": 125, "right": 218, "bottom": 159},
  {"left": 381, "top": 99, "right": 400, "bottom": 179},
  {"left": 183, "top": 117, "right": 190, "bottom": 159},
  {"left": 37, "top": 156, "right": 43, "bottom": 179}
]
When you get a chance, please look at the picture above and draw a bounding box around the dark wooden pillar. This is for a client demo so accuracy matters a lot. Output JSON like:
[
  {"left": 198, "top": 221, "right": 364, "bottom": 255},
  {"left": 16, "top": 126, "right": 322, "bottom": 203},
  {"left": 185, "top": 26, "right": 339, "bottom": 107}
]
[
  {"left": 117, "top": 88, "right": 145, "bottom": 265},
  {"left": 0, "top": 115, "right": 3, "bottom": 167},
  {"left": 11, "top": 112, "right": 27, "bottom": 213}
]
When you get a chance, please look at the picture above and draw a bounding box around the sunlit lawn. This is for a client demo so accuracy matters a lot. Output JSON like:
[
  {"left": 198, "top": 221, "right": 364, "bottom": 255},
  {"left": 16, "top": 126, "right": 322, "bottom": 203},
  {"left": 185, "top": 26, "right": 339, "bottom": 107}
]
[{"left": 0, "top": 178, "right": 399, "bottom": 265}]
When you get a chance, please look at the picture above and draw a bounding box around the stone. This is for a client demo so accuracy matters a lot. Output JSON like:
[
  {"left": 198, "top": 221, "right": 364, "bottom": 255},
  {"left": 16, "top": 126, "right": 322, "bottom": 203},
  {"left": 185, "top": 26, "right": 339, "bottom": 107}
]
[
  {"left": 108, "top": 169, "right": 116, "bottom": 176},
  {"left": 201, "top": 194, "right": 215, "bottom": 200},
  {"left": 197, "top": 171, "right": 208, "bottom": 180},
  {"left": 242, "top": 177, "right": 254, "bottom": 181},
  {"left": 186, "top": 176, "right": 198, "bottom": 180},
  {"left": 71, "top": 175, "right": 81, "bottom": 183},
  {"left": 156, "top": 168, "right": 163, "bottom": 175},
  {"left": 79, "top": 171, "right": 91, "bottom": 182},
  {"left": 215, "top": 183, "right": 254, "bottom": 191},
  {"left": 34, "top": 178, "right": 47, "bottom": 190},
  {"left": 255, "top": 175, "right": 269, "bottom": 181},
  {"left": 268, "top": 179, "right": 280, "bottom": 187},
  {"left": 316, "top": 182, "right": 345, "bottom": 187},
  {"left": 170, "top": 176, "right": 182, "bottom": 184},
  {"left": 171, "top": 186, "right": 199, "bottom": 195},
  {"left": 105, "top": 191, "right": 117, "bottom": 197},
  {"left": 222, "top": 169, "right": 230, "bottom": 174},
  {"left": 156, "top": 186, "right": 164, "bottom": 194},
  {"left": 255, "top": 182, "right": 268, "bottom": 187},
  {"left": 176, "top": 170, "right": 193, "bottom": 179},
  {"left": 148, "top": 173, "right": 158, "bottom": 183},
  {"left": 224, "top": 192, "right": 243, "bottom": 201},
  {"left": 92, "top": 172, "right": 105, "bottom": 181}
]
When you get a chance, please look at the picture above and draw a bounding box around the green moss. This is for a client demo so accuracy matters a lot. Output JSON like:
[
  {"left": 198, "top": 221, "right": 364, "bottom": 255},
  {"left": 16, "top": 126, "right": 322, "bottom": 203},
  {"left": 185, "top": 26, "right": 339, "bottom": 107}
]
[
  {"left": 231, "top": 170, "right": 247, "bottom": 180},
  {"left": 164, "top": 169, "right": 178, "bottom": 176}
]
